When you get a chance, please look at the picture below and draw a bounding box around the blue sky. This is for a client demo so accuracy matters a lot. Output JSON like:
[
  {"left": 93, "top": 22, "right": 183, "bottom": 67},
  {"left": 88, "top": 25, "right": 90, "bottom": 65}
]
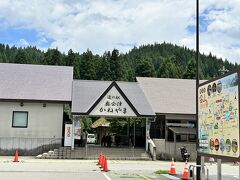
[
  {"left": 0, "top": 28, "right": 53, "bottom": 48},
  {"left": 0, "top": 0, "right": 239, "bottom": 63}
]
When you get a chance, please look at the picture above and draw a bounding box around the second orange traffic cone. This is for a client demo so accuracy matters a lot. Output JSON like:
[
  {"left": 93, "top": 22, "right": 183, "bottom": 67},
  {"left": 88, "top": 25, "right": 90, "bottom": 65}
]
[
  {"left": 103, "top": 156, "right": 109, "bottom": 172},
  {"left": 181, "top": 161, "right": 189, "bottom": 180},
  {"left": 169, "top": 158, "right": 176, "bottom": 175},
  {"left": 13, "top": 149, "right": 19, "bottom": 162}
]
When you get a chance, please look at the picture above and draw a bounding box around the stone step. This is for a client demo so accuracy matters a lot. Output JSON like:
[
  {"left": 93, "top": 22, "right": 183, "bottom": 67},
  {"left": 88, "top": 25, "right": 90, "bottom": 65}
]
[{"left": 37, "top": 147, "right": 151, "bottom": 160}]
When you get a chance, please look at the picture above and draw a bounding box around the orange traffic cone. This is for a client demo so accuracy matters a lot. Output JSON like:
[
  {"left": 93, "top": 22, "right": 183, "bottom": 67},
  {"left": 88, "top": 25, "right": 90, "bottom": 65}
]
[
  {"left": 13, "top": 149, "right": 19, "bottom": 162},
  {"left": 98, "top": 153, "right": 102, "bottom": 165},
  {"left": 169, "top": 158, "right": 176, "bottom": 175},
  {"left": 103, "top": 156, "right": 109, "bottom": 172},
  {"left": 99, "top": 154, "right": 104, "bottom": 167},
  {"left": 181, "top": 161, "right": 189, "bottom": 180},
  {"left": 101, "top": 155, "right": 105, "bottom": 169}
]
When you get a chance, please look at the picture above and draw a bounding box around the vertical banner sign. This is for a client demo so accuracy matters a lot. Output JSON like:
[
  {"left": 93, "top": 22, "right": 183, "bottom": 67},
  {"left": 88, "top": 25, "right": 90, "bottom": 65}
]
[
  {"left": 198, "top": 72, "right": 239, "bottom": 158},
  {"left": 64, "top": 124, "right": 73, "bottom": 146}
]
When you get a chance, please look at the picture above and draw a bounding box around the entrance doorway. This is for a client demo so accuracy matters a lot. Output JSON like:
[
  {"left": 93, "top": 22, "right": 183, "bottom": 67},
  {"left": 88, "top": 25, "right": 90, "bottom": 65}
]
[
  {"left": 69, "top": 80, "right": 155, "bottom": 152},
  {"left": 73, "top": 117, "right": 146, "bottom": 148}
]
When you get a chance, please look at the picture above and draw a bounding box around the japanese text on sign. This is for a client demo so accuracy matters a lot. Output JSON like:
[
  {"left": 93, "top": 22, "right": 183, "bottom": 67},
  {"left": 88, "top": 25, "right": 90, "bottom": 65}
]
[{"left": 90, "top": 86, "right": 136, "bottom": 117}]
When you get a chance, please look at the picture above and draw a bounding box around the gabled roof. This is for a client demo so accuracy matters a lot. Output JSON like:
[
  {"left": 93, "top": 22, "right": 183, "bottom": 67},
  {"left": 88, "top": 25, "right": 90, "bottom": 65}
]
[
  {"left": 71, "top": 80, "right": 155, "bottom": 117},
  {"left": 0, "top": 63, "right": 73, "bottom": 102},
  {"left": 137, "top": 77, "right": 205, "bottom": 114}
]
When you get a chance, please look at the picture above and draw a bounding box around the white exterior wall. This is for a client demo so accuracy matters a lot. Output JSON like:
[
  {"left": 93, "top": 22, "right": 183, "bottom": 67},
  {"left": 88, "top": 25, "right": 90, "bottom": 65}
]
[
  {"left": 0, "top": 102, "right": 64, "bottom": 151},
  {"left": 0, "top": 102, "right": 63, "bottom": 138}
]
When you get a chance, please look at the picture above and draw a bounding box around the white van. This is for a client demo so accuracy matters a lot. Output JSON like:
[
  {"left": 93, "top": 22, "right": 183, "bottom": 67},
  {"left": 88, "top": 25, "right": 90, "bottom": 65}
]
[{"left": 87, "top": 134, "right": 96, "bottom": 144}]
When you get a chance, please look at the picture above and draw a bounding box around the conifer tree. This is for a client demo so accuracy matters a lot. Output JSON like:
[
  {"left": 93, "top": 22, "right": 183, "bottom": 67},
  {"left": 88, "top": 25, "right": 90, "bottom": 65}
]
[
  {"left": 110, "top": 49, "right": 122, "bottom": 81},
  {"left": 80, "top": 49, "right": 96, "bottom": 80}
]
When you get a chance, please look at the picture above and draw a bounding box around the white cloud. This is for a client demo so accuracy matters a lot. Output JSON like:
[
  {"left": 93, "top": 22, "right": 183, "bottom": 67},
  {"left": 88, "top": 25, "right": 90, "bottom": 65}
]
[
  {"left": 0, "top": 0, "right": 239, "bottom": 63},
  {"left": 18, "top": 38, "right": 30, "bottom": 47}
]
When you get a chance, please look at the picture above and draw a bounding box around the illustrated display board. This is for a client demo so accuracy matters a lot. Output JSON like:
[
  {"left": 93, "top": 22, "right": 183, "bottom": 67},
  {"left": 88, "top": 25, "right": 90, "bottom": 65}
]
[
  {"left": 198, "top": 72, "right": 239, "bottom": 158},
  {"left": 64, "top": 124, "right": 73, "bottom": 146},
  {"left": 90, "top": 86, "right": 137, "bottom": 117}
]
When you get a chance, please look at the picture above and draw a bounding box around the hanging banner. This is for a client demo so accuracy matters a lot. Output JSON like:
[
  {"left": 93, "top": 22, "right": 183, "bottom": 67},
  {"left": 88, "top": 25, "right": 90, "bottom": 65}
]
[
  {"left": 64, "top": 124, "right": 73, "bottom": 146},
  {"left": 198, "top": 72, "right": 239, "bottom": 158}
]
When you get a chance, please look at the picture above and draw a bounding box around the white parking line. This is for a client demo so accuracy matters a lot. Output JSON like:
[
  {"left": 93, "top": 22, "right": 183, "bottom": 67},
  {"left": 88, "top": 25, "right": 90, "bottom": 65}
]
[
  {"left": 102, "top": 172, "right": 111, "bottom": 180},
  {"left": 162, "top": 174, "right": 180, "bottom": 179}
]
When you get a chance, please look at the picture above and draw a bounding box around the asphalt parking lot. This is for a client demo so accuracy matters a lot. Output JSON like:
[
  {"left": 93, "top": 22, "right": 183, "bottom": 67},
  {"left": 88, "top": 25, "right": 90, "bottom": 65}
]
[{"left": 0, "top": 156, "right": 239, "bottom": 180}]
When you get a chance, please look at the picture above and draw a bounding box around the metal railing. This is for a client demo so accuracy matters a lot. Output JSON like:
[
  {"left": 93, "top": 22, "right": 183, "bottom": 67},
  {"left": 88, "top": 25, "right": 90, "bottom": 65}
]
[
  {"left": 0, "top": 137, "right": 62, "bottom": 156},
  {"left": 189, "top": 164, "right": 209, "bottom": 180},
  {"left": 148, "top": 139, "right": 156, "bottom": 161}
]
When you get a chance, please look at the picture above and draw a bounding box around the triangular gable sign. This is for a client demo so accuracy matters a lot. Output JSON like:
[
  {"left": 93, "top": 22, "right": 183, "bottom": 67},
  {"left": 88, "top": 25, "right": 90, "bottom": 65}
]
[{"left": 89, "top": 82, "right": 137, "bottom": 117}]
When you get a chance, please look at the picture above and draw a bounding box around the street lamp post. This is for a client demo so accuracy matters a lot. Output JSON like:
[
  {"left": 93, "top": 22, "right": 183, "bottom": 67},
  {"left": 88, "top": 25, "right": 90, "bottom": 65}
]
[{"left": 196, "top": 0, "right": 201, "bottom": 180}]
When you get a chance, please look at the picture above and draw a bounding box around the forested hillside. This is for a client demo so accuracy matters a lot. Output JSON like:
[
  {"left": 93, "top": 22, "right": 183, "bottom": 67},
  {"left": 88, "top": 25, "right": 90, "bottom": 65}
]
[{"left": 0, "top": 42, "right": 238, "bottom": 81}]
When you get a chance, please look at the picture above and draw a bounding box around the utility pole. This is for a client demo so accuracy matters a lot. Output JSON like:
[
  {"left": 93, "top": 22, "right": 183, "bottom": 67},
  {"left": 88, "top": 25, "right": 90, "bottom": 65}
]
[{"left": 196, "top": 0, "right": 201, "bottom": 179}]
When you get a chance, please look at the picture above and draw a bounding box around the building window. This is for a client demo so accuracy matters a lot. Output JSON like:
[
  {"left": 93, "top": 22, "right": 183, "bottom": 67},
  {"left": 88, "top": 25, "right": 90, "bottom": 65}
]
[{"left": 12, "top": 111, "right": 28, "bottom": 128}]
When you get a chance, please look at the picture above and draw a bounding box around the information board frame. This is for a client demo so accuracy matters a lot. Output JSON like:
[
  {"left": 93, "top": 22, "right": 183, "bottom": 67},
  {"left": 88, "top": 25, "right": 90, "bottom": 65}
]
[{"left": 198, "top": 69, "right": 240, "bottom": 160}]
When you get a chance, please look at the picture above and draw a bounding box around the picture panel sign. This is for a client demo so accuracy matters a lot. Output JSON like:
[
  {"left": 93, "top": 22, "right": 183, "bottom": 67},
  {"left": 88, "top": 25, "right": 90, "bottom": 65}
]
[
  {"left": 198, "top": 72, "right": 239, "bottom": 158},
  {"left": 90, "top": 86, "right": 136, "bottom": 117}
]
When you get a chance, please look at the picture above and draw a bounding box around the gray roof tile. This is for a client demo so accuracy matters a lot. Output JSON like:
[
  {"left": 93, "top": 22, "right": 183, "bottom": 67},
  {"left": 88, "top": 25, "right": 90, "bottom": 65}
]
[
  {"left": 0, "top": 63, "right": 73, "bottom": 102},
  {"left": 137, "top": 77, "right": 205, "bottom": 114},
  {"left": 71, "top": 80, "right": 155, "bottom": 117}
]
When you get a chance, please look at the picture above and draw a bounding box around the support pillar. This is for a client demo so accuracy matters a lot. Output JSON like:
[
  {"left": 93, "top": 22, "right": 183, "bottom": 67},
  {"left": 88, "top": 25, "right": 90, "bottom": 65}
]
[
  {"left": 146, "top": 118, "right": 150, "bottom": 151},
  {"left": 133, "top": 118, "right": 136, "bottom": 148},
  {"left": 239, "top": 162, "right": 240, "bottom": 180},
  {"left": 71, "top": 118, "right": 75, "bottom": 150},
  {"left": 174, "top": 132, "right": 176, "bottom": 159},
  {"left": 217, "top": 159, "right": 222, "bottom": 180},
  {"left": 127, "top": 118, "right": 130, "bottom": 146},
  {"left": 201, "top": 156, "right": 205, "bottom": 180},
  {"left": 165, "top": 120, "right": 168, "bottom": 141}
]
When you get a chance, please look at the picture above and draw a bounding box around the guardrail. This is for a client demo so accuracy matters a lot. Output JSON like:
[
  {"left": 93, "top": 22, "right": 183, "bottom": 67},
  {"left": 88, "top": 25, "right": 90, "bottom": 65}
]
[
  {"left": 148, "top": 139, "right": 156, "bottom": 161},
  {"left": 189, "top": 164, "right": 209, "bottom": 180},
  {"left": 0, "top": 137, "right": 62, "bottom": 155}
]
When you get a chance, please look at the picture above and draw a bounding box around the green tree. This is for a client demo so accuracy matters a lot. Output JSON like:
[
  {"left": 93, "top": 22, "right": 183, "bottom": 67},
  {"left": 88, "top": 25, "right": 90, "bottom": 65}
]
[
  {"left": 80, "top": 49, "right": 96, "bottom": 80},
  {"left": 44, "top": 48, "right": 62, "bottom": 65},
  {"left": 81, "top": 117, "right": 93, "bottom": 133},
  {"left": 136, "top": 59, "right": 156, "bottom": 77},
  {"left": 0, "top": 52, "right": 7, "bottom": 63},
  {"left": 66, "top": 49, "right": 80, "bottom": 79},
  {"left": 15, "top": 49, "right": 27, "bottom": 64},
  {"left": 110, "top": 49, "right": 123, "bottom": 81},
  {"left": 0, "top": 42, "right": 238, "bottom": 81},
  {"left": 183, "top": 58, "right": 196, "bottom": 79},
  {"left": 97, "top": 51, "right": 111, "bottom": 80},
  {"left": 158, "top": 57, "right": 181, "bottom": 78}
]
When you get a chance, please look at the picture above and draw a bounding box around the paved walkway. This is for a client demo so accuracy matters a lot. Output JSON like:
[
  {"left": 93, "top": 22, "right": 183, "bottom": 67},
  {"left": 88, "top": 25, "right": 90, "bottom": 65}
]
[{"left": 0, "top": 156, "right": 239, "bottom": 180}]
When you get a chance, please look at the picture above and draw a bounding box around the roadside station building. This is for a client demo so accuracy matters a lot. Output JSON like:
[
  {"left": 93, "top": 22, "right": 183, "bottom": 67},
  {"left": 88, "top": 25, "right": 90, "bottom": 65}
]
[{"left": 0, "top": 63, "right": 198, "bottom": 160}]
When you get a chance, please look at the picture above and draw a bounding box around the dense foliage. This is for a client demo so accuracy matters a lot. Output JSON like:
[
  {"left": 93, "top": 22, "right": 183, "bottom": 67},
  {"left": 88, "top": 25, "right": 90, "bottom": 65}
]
[{"left": 0, "top": 42, "right": 238, "bottom": 81}]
